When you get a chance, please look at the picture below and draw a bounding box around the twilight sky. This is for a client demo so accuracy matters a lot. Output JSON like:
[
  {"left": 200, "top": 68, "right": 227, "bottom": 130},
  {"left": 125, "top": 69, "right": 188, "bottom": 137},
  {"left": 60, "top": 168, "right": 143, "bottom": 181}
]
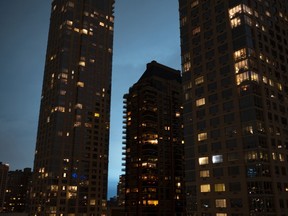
[{"left": 0, "top": 0, "right": 181, "bottom": 197}]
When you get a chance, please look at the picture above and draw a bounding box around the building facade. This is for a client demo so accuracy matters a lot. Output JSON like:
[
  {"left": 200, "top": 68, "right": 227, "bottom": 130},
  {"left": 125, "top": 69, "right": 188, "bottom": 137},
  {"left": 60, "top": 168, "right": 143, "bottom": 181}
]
[
  {"left": 4, "top": 168, "right": 32, "bottom": 213},
  {"left": 123, "top": 61, "right": 185, "bottom": 216},
  {"left": 31, "top": 0, "right": 114, "bottom": 215},
  {"left": 0, "top": 163, "right": 9, "bottom": 212},
  {"left": 178, "top": 0, "right": 288, "bottom": 215}
]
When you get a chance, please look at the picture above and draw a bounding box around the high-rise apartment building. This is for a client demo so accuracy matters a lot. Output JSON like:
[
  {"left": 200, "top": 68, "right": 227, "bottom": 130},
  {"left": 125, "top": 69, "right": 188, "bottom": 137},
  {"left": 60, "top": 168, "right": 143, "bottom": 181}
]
[
  {"left": 4, "top": 168, "right": 32, "bottom": 213},
  {"left": 179, "top": 0, "right": 288, "bottom": 215},
  {"left": 31, "top": 1, "right": 114, "bottom": 215},
  {"left": 0, "top": 163, "right": 9, "bottom": 212},
  {"left": 123, "top": 61, "right": 185, "bottom": 216}
]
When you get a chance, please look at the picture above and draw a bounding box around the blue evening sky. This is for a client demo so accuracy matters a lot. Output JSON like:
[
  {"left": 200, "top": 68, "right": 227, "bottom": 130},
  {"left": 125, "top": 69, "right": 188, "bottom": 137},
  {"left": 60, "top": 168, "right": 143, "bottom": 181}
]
[{"left": 0, "top": 0, "right": 181, "bottom": 197}]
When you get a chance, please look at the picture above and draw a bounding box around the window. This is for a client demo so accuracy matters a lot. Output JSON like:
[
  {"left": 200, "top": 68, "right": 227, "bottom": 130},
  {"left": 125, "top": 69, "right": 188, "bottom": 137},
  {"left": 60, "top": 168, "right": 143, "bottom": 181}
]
[
  {"left": 200, "top": 184, "right": 211, "bottom": 192},
  {"left": 195, "top": 76, "right": 204, "bottom": 85},
  {"left": 216, "top": 213, "right": 227, "bottom": 216},
  {"left": 191, "top": 0, "right": 199, "bottom": 8},
  {"left": 198, "top": 132, "right": 207, "bottom": 141},
  {"left": 234, "top": 59, "right": 249, "bottom": 73},
  {"left": 77, "top": 81, "right": 84, "bottom": 87},
  {"left": 215, "top": 199, "right": 226, "bottom": 208},
  {"left": 215, "top": 183, "right": 225, "bottom": 192},
  {"left": 228, "top": 166, "right": 240, "bottom": 176},
  {"left": 212, "top": 155, "right": 223, "bottom": 163},
  {"left": 229, "top": 182, "right": 241, "bottom": 191},
  {"left": 227, "top": 153, "right": 239, "bottom": 161},
  {"left": 199, "top": 157, "right": 209, "bottom": 165},
  {"left": 213, "top": 168, "right": 224, "bottom": 177},
  {"left": 192, "top": 26, "right": 201, "bottom": 35},
  {"left": 196, "top": 98, "right": 206, "bottom": 106},
  {"left": 231, "top": 198, "right": 243, "bottom": 208},
  {"left": 183, "top": 62, "right": 191, "bottom": 72},
  {"left": 200, "top": 170, "right": 210, "bottom": 178}
]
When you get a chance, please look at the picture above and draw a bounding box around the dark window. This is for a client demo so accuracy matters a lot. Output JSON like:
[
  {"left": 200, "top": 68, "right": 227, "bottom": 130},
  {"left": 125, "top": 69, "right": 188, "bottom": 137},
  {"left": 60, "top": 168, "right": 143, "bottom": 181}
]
[
  {"left": 229, "top": 182, "right": 241, "bottom": 191},
  {"left": 211, "top": 141, "right": 222, "bottom": 151},
  {"left": 195, "top": 86, "right": 204, "bottom": 96},
  {"left": 211, "top": 129, "right": 220, "bottom": 139},
  {"left": 208, "top": 82, "right": 217, "bottom": 91},
  {"left": 226, "top": 139, "right": 237, "bottom": 148},
  {"left": 220, "top": 65, "right": 230, "bottom": 75},
  {"left": 208, "top": 93, "right": 218, "bottom": 103},
  {"left": 197, "top": 120, "right": 206, "bottom": 130},
  {"left": 224, "top": 113, "right": 234, "bottom": 123},
  {"left": 230, "top": 198, "right": 243, "bottom": 208},
  {"left": 209, "top": 105, "right": 219, "bottom": 116},
  {"left": 198, "top": 144, "right": 208, "bottom": 153},
  {"left": 228, "top": 166, "right": 240, "bottom": 176},
  {"left": 223, "top": 101, "right": 234, "bottom": 111},
  {"left": 213, "top": 168, "right": 224, "bottom": 177}
]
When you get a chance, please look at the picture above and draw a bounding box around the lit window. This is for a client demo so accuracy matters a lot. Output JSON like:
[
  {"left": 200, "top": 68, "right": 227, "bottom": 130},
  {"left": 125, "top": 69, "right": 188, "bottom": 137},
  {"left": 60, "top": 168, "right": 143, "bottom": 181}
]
[
  {"left": 196, "top": 98, "right": 205, "bottom": 107},
  {"left": 215, "top": 183, "right": 225, "bottom": 192},
  {"left": 215, "top": 199, "right": 226, "bottom": 208},
  {"left": 229, "top": 5, "right": 242, "bottom": 19},
  {"left": 200, "top": 170, "right": 210, "bottom": 177},
  {"left": 74, "top": 122, "right": 81, "bottom": 127},
  {"left": 180, "top": 16, "right": 187, "bottom": 27},
  {"left": 216, "top": 214, "right": 227, "bottom": 216},
  {"left": 276, "top": 83, "right": 282, "bottom": 91},
  {"left": 236, "top": 71, "right": 259, "bottom": 85},
  {"left": 243, "top": 125, "right": 254, "bottom": 134},
  {"left": 230, "top": 17, "right": 241, "bottom": 28},
  {"left": 147, "top": 200, "right": 158, "bottom": 206},
  {"left": 60, "top": 90, "right": 66, "bottom": 95},
  {"left": 77, "top": 82, "right": 84, "bottom": 87},
  {"left": 198, "top": 132, "right": 207, "bottom": 141},
  {"left": 99, "top": 22, "right": 105, "bottom": 27},
  {"left": 200, "top": 184, "right": 211, "bottom": 192},
  {"left": 79, "top": 61, "right": 86, "bottom": 66},
  {"left": 279, "top": 154, "right": 285, "bottom": 162},
  {"left": 75, "top": 103, "right": 83, "bottom": 109},
  {"left": 234, "top": 59, "right": 249, "bottom": 73},
  {"left": 234, "top": 48, "right": 246, "bottom": 61},
  {"left": 67, "top": 20, "right": 73, "bottom": 26},
  {"left": 81, "top": 29, "right": 88, "bottom": 34},
  {"left": 199, "top": 157, "right": 209, "bottom": 165},
  {"left": 212, "top": 155, "right": 223, "bottom": 163},
  {"left": 195, "top": 76, "right": 204, "bottom": 85},
  {"left": 55, "top": 106, "right": 65, "bottom": 112},
  {"left": 191, "top": 0, "right": 199, "bottom": 8},
  {"left": 192, "top": 26, "right": 201, "bottom": 35},
  {"left": 50, "top": 185, "right": 58, "bottom": 192},
  {"left": 94, "top": 113, "right": 100, "bottom": 117},
  {"left": 183, "top": 62, "right": 191, "bottom": 72}
]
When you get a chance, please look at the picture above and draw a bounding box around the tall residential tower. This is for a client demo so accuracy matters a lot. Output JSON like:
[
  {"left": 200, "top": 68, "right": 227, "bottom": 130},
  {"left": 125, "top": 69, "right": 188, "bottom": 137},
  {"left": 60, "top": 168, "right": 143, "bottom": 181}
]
[
  {"left": 31, "top": 1, "right": 114, "bottom": 215},
  {"left": 123, "top": 61, "right": 185, "bottom": 216},
  {"left": 179, "top": 0, "right": 288, "bottom": 215}
]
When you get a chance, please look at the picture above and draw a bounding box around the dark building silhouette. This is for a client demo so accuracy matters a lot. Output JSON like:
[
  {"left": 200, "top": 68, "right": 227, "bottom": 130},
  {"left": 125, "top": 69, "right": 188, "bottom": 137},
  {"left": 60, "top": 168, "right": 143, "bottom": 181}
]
[
  {"left": 117, "top": 174, "right": 125, "bottom": 207},
  {"left": 123, "top": 61, "right": 185, "bottom": 216},
  {"left": 31, "top": 0, "right": 115, "bottom": 215},
  {"left": 4, "top": 168, "right": 32, "bottom": 213},
  {"left": 0, "top": 163, "right": 9, "bottom": 212},
  {"left": 179, "top": 0, "right": 288, "bottom": 215}
]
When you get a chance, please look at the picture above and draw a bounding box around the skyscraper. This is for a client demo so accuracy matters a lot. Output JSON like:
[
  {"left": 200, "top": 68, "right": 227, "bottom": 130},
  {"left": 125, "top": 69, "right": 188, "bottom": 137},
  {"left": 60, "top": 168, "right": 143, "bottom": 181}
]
[
  {"left": 31, "top": 1, "right": 114, "bottom": 215},
  {"left": 0, "top": 163, "right": 9, "bottom": 212},
  {"left": 179, "top": 0, "right": 288, "bottom": 215},
  {"left": 123, "top": 61, "right": 185, "bottom": 216},
  {"left": 4, "top": 168, "right": 32, "bottom": 213}
]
